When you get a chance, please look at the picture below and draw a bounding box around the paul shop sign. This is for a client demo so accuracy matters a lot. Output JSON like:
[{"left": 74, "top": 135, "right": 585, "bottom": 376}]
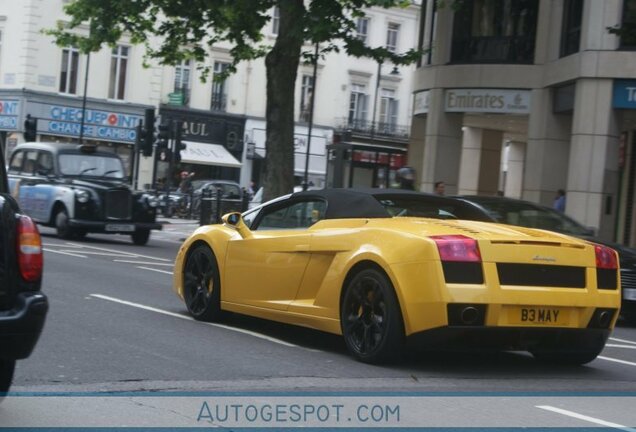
[
  {"left": 613, "top": 80, "right": 636, "bottom": 109},
  {"left": 29, "top": 102, "right": 143, "bottom": 143},
  {"left": 445, "top": 89, "right": 531, "bottom": 114},
  {"left": 0, "top": 99, "right": 20, "bottom": 130}
]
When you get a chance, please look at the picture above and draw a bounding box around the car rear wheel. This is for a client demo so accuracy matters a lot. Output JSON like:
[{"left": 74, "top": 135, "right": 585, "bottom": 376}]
[
  {"left": 183, "top": 244, "right": 222, "bottom": 322},
  {"left": 131, "top": 229, "right": 150, "bottom": 246},
  {"left": 55, "top": 208, "right": 74, "bottom": 240},
  {"left": 340, "top": 268, "right": 404, "bottom": 364},
  {"left": 0, "top": 359, "right": 15, "bottom": 394}
]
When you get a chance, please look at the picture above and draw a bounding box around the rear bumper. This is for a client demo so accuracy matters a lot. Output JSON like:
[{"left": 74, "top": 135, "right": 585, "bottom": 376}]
[
  {"left": 69, "top": 219, "right": 162, "bottom": 233},
  {"left": 407, "top": 325, "right": 611, "bottom": 352},
  {"left": 0, "top": 292, "right": 48, "bottom": 360}
]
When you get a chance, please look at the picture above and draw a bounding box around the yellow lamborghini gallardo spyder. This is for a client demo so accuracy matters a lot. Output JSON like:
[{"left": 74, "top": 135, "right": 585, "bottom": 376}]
[{"left": 173, "top": 188, "right": 620, "bottom": 364}]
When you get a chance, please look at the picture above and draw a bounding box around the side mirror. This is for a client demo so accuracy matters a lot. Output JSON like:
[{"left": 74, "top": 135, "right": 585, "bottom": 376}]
[{"left": 222, "top": 212, "right": 253, "bottom": 239}]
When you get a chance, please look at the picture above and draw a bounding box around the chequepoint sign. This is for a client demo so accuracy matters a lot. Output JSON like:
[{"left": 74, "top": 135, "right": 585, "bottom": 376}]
[{"left": 445, "top": 89, "right": 531, "bottom": 114}]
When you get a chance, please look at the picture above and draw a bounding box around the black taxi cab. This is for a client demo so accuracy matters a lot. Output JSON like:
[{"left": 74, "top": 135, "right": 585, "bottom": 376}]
[{"left": 8, "top": 142, "right": 162, "bottom": 245}]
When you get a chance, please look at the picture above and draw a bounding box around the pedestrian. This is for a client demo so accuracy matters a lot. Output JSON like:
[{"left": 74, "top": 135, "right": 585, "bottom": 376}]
[
  {"left": 178, "top": 171, "right": 194, "bottom": 194},
  {"left": 397, "top": 166, "right": 416, "bottom": 190},
  {"left": 247, "top": 180, "right": 257, "bottom": 200},
  {"left": 553, "top": 189, "right": 566, "bottom": 212},
  {"left": 434, "top": 181, "right": 445, "bottom": 196}
]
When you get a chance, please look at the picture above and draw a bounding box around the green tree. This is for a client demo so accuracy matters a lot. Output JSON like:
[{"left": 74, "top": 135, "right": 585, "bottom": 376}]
[{"left": 48, "top": 0, "right": 420, "bottom": 199}]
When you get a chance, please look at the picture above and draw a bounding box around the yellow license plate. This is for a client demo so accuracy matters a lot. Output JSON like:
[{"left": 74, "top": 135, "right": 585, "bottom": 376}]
[{"left": 506, "top": 306, "right": 569, "bottom": 326}]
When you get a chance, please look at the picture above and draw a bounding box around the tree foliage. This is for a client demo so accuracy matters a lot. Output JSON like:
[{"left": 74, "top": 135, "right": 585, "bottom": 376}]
[{"left": 47, "top": 0, "right": 422, "bottom": 199}]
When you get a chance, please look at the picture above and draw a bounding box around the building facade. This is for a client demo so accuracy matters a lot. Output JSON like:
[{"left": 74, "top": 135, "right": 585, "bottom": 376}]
[
  {"left": 0, "top": 0, "right": 420, "bottom": 194},
  {"left": 410, "top": 0, "right": 636, "bottom": 245}
]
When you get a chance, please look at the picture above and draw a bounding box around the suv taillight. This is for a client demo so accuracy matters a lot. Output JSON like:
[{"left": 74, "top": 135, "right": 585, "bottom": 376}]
[
  {"left": 431, "top": 235, "right": 482, "bottom": 262},
  {"left": 17, "top": 215, "right": 43, "bottom": 282},
  {"left": 594, "top": 244, "right": 618, "bottom": 269}
]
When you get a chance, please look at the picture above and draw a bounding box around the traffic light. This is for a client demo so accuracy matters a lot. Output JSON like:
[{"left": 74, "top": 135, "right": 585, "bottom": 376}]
[
  {"left": 173, "top": 121, "right": 186, "bottom": 164},
  {"left": 155, "top": 122, "right": 170, "bottom": 148},
  {"left": 24, "top": 115, "right": 38, "bottom": 142},
  {"left": 141, "top": 108, "right": 155, "bottom": 157}
]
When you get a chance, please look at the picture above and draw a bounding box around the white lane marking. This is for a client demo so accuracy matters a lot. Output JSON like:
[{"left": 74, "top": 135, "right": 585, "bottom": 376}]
[
  {"left": 90, "top": 294, "right": 300, "bottom": 348},
  {"left": 42, "top": 242, "right": 85, "bottom": 248},
  {"left": 598, "top": 356, "right": 636, "bottom": 367},
  {"left": 114, "top": 260, "right": 174, "bottom": 266},
  {"left": 65, "top": 242, "right": 172, "bottom": 261},
  {"left": 605, "top": 344, "right": 636, "bottom": 350},
  {"left": 610, "top": 337, "right": 636, "bottom": 346},
  {"left": 136, "top": 266, "right": 173, "bottom": 275},
  {"left": 536, "top": 405, "right": 636, "bottom": 431},
  {"left": 60, "top": 250, "right": 124, "bottom": 257},
  {"left": 43, "top": 248, "right": 87, "bottom": 258}
]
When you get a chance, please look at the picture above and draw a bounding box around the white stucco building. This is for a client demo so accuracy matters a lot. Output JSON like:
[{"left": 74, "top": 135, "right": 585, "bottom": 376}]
[
  {"left": 0, "top": 0, "right": 421, "bottom": 193},
  {"left": 410, "top": 0, "right": 636, "bottom": 245}
]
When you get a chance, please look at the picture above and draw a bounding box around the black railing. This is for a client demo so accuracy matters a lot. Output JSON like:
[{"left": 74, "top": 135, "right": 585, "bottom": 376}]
[
  {"left": 451, "top": 36, "right": 535, "bottom": 64},
  {"left": 211, "top": 93, "right": 227, "bottom": 111},
  {"left": 338, "top": 117, "right": 410, "bottom": 140}
]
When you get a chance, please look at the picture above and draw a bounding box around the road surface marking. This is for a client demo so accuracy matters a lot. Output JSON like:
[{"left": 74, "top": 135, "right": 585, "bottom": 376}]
[
  {"left": 60, "top": 250, "right": 124, "bottom": 257},
  {"left": 114, "top": 260, "right": 174, "bottom": 266},
  {"left": 42, "top": 242, "right": 85, "bottom": 248},
  {"left": 66, "top": 242, "right": 172, "bottom": 261},
  {"left": 610, "top": 337, "right": 636, "bottom": 346},
  {"left": 90, "top": 294, "right": 301, "bottom": 348},
  {"left": 136, "top": 266, "right": 173, "bottom": 275},
  {"left": 43, "top": 248, "right": 87, "bottom": 258},
  {"left": 536, "top": 405, "right": 636, "bottom": 431},
  {"left": 598, "top": 356, "right": 636, "bottom": 367},
  {"left": 605, "top": 344, "right": 636, "bottom": 350}
]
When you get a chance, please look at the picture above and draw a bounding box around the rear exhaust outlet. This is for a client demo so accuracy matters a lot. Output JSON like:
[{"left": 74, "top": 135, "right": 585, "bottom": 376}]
[
  {"left": 597, "top": 311, "right": 611, "bottom": 328},
  {"left": 461, "top": 307, "right": 479, "bottom": 325}
]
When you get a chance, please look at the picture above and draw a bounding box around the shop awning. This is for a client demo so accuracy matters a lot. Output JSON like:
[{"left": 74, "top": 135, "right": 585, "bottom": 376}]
[{"left": 180, "top": 141, "right": 242, "bottom": 168}]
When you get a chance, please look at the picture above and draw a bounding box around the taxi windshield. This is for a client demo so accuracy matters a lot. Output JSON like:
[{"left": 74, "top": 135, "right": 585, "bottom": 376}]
[{"left": 58, "top": 153, "right": 126, "bottom": 179}]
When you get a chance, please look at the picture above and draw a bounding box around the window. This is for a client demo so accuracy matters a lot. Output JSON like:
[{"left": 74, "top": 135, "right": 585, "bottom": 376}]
[
  {"left": 108, "top": 45, "right": 129, "bottom": 100},
  {"left": 59, "top": 47, "right": 79, "bottom": 94},
  {"left": 356, "top": 17, "right": 369, "bottom": 43},
  {"left": 451, "top": 0, "right": 539, "bottom": 64},
  {"left": 174, "top": 59, "right": 192, "bottom": 104},
  {"left": 36, "top": 152, "right": 54, "bottom": 176},
  {"left": 256, "top": 200, "right": 326, "bottom": 230},
  {"left": 348, "top": 84, "right": 368, "bottom": 129},
  {"left": 386, "top": 23, "right": 400, "bottom": 52},
  {"left": 8, "top": 150, "right": 24, "bottom": 174},
  {"left": 299, "top": 75, "right": 314, "bottom": 122},
  {"left": 21, "top": 151, "right": 38, "bottom": 176},
  {"left": 379, "top": 88, "right": 398, "bottom": 133},
  {"left": 619, "top": 0, "right": 636, "bottom": 48},
  {"left": 560, "top": 0, "right": 583, "bottom": 57},
  {"left": 211, "top": 61, "right": 229, "bottom": 111},
  {"left": 272, "top": 7, "right": 280, "bottom": 35}
]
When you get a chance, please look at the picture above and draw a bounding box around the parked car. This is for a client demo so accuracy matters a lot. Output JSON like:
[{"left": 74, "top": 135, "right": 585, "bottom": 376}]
[
  {"left": 188, "top": 179, "right": 245, "bottom": 220},
  {"left": 7, "top": 143, "right": 162, "bottom": 245},
  {"left": 453, "top": 195, "right": 636, "bottom": 324},
  {"left": 0, "top": 141, "right": 47, "bottom": 394},
  {"left": 172, "top": 188, "right": 620, "bottom": 364}
]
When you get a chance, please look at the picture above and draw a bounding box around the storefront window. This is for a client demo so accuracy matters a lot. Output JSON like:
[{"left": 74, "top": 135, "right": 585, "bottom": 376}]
[
  {"left": 560, "top": 0, "right": 583, "bottom": 57},
  {"left": 451, "top": 0, "right": 538, "bottom": 64}
]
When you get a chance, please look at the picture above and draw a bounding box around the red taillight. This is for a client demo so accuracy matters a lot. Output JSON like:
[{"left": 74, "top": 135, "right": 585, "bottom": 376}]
[
  {"left": 17, "top": 215, "right": 43, "bottom": 282},
  {"left": 431, "top": 235, "right": 482, "bottom": 262},
  {"left": 595, "top": 244, "right": 618, "bottom": 270}
]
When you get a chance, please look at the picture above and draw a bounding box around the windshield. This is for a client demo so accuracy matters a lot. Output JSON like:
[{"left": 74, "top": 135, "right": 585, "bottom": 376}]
[
  {"left": 468, "top": 198, "right": 592, "bottom": 236},
  {"left": 374, "top": 196, "right": 483, "bottom": 220},
  {"left": 58, "top": 153, "right": 126, "bottom": 179}
]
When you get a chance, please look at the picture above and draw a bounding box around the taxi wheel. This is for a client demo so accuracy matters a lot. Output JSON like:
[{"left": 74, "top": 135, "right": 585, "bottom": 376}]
[
  {"left": 55, "top": 209, "right": 74, "bottom": 240},
  {"left": 131, "top": 229, "right": 150, "bottom": 246},
  {"left": 340, "top": 268, "right": 405, "bottom": 364},
  {"left": 183, "top": 244, "right": 222, "bottom": 322},
  {"left": 0, "top": 359, "right": 15, "bottom": 394}
]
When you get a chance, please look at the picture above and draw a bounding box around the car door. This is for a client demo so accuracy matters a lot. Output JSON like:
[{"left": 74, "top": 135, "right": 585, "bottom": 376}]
[
  {"left": 223, "top": 198, "right": 326, "bottom": 311},
  {"left": 13, "top": 150, "right": 55, "bottom": 223}
]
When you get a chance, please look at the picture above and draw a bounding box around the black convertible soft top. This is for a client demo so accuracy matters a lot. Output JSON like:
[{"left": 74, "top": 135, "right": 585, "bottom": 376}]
[{"left": 288, "top": 188, "right": 485, "bottom": 220}]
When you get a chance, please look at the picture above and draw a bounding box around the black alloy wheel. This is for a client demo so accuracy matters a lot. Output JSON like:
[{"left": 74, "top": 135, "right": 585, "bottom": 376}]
[
  {"left": 340, "top": 268, "right": 404, "bottom": 364},
  {"left": 55, "top": 208, "right": 74, "bottom": 240},
  {"left": 131, "top": 229, "right": 151, "bottom": 246},
  {"left": 0, "top": 359, "right": 15, "bottom": 394},
  {"left": 183, "top": 244, "right": 222, "bottom": 322}
]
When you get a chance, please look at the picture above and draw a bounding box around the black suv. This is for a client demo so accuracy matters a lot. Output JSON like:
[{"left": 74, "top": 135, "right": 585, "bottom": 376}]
[
  {"left": 0, "top": 143, "right": 48, "bottom": 393},
  {"left": 8, "top": 143, "right": 162, "bottom": 245}
]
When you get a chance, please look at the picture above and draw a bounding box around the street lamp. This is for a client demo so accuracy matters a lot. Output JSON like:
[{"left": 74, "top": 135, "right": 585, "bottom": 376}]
[
  {"left": 302, "top": 42, "right": 319, "bottom": 191},
  {"left": 370, "top": 62, "right": 399, "bottom": 140}
]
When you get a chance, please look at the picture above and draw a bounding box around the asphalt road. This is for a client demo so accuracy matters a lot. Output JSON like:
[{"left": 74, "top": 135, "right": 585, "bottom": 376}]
[{"left": 5, "top": 225, "right": 636, "bottom": 428}]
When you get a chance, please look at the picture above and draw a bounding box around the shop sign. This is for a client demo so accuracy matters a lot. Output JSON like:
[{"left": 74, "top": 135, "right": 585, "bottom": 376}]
[
  {"left": 613, "top": 80, "right": 636, "bottom": 109},
  {"left": 445, "top": 89, "right": 531, "bottom": 114},
  {"left": 28, "top": 102, "right": 143, "bottom": 143},
  {"left": 413, "top": 90, "right": 430, "bottom": 115},
  {"left": 0, "top": 99, "right": 21, "bottom": 130}
]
